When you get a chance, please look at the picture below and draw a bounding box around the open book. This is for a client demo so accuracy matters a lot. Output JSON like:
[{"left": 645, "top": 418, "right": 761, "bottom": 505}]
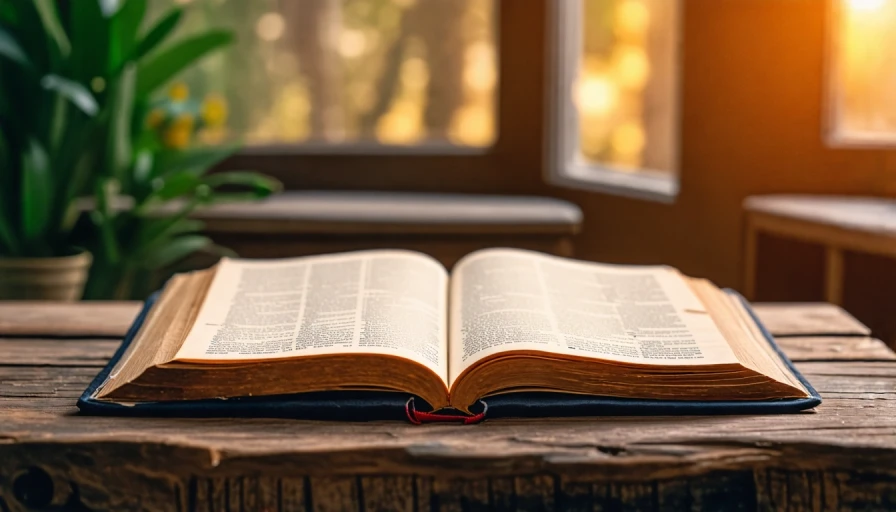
[{"left": 89, "top": 249, "right": 816, "bottom": 417}]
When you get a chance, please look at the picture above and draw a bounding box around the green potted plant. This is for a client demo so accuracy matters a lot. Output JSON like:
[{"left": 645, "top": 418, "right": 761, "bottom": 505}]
[
  {"left": 0, "top": 0, "right": 104, "bottom": 299},
  {"left": 82, "top": 81, "right": 282, "bottom": 300},
  {"left": 0, "top": 0, "right": 281, "bottom": 300}
]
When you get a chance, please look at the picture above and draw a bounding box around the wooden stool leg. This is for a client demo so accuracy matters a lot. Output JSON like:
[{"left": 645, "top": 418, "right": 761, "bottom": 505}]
[
  {"left": 825, "top": 246, "right": 844, "bottom": 306},
  {"left": 743, "top": 222, "right": 758, "bottom": 300}
]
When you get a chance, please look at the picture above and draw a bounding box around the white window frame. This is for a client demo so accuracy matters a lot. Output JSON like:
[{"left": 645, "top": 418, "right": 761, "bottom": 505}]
[{"left": 544, "top": 0, "right": 682, "bottom": 203}]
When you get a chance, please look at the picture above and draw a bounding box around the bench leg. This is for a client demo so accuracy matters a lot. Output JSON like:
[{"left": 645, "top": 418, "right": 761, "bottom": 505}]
[
  {"left": 743, "top": 222, "right": 758, "bottom": 300},
  {"left": 825, "top": 246, "right": 844, "bottom": 306}
]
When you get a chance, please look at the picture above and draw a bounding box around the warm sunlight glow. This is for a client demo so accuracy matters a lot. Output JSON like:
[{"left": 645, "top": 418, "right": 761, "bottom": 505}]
[
  {"left": 578, "top": 0, "right": 678, "bottom": 172},
  {"left": 613, "top": 45, "right": 650, "bottom": 89},
  {"left": 615, "top": 0, "right": 650, "bottom": 41},
  {"left": 848, "top": 0, "right": 886, "bottom": 12},
  {"left": 256, "top": 12, "right": 286, "bottom": 42},
  {"left": 448, "top": 105, "right": 494, "bottom": 146},
  {"left": 830, "top": 0, "right": 896, "bottom": 141},
  {"left": 576, "top": 75, "right": 618, "bottom": 116},
  {"left": 376, "top": 100, "right": 423, "bottom": 144},
  {"left": 338, "top": 29, "right": 368, "bottom": 58}
]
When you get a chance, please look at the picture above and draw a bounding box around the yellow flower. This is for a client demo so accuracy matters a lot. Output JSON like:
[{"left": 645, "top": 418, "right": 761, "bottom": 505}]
[
  {"left": 168, "top": 83, "right": 189, "bottom": 102},
  {"left": 162, "top": 126, "right": 192, "bottom": 149},
  {"left": 201, "top": 94, "right": 228, "bottom": 127},
  {"left": 146, "top": 108, "right": 166, "bottom": 129},
  {"left": 171, "top": 112, "right": 195, "bottom": 131}
]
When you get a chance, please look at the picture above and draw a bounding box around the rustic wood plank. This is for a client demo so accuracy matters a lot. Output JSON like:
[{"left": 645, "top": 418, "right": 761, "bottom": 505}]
[
  {"left": 0, "top": 301, "right": 140, "bottom": 338},
  {"left": 0, "top": 338, "right": 119, "bottom": 366},
  {"left": 557, "top": 477, "right": 592, "bottom": 511},
  {"left": 414, "top": 476, "right": 433, "bottom": 512},
  {"left": 308, "top": 477, "right": 359, "bottom": 512},
  {"left": 514, "top": 474, "right": 554, "bottom": 511},
  {"left": 1, "top": 302, "right": 894, "bottom": 511},
  {"left": 489, "top": 478, "right": 516, "bottom": 511},
  {"left": 775, "top": 336, "right": 896, "bottom": 361},
  {"left": 2, "top": 361, "right": 896, "bottom": 482},
  {"left": 360, "top": 476, "right": 414, "bottom": 512},
  {"left": 751, "top": 303, "right": 870, "bottom": 337},
  {"left": 430, "top": 477, "right": 490, "bottom": 511},
  {"left": 598, "top": 482, "right": 655, "bottom": 511},
  {"left": 689, "top": 471, "right": 756, "bottom": 511},
  {"left": 280, "top": 478, "right": 308, "bottom": 511}
]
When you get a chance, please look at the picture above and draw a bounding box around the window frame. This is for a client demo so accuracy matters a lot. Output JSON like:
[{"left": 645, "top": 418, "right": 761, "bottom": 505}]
[
  {"left": 217, "top": 0, "right": 549, "bottom": 196},
  {"left": 544, "top": 0, "right": 682, "bottom": 203}
]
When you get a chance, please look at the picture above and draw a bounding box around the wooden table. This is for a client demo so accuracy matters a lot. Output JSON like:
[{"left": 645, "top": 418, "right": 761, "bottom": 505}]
[
  {"left": 2, "top": 302, "right": 895, "bottom": 511},
  {"left": 743, "top": 195, "right": 896, "bottom": 305}
]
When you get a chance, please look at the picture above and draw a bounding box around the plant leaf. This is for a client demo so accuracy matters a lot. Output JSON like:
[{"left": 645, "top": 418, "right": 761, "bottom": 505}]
[
  {"left": 136, "top": 30, "right": 233, "bottom": 97},
  {"left": 0, "top": 126, "right": 19, "bottom": 254},
  {"left": 106, "top": 63, "right": 136, "bottom": 182},
  {"left": 0, "top": 26, "right": 29, "bottom": 67},
  {"left": 20, "top": 139, "right": 52, "bottom": 243},
  {"left": 69, "top": 0, "right": 110, "bottom": 83},
  {"left": 142, "top": 234, "right": 212, "bottom": 269},
  {"left": 204, "top": 171, "right": 282, "bottom": 197},
  {"left": 93, "top": 177, "right": 121, "bottom": 263},
  {"left": 134, "top": 8, "right": 182, "bottom": 60},
  {"left": 99, "top": 0, "right": 123, "bottom": 18},
  {"left": 156, "top": 143, "right": 240, "bottom": 178},
  {"left": 40, "top": 74, "right": 99, "bottom": 116},
  {"left": 108, "top": 0, "right": 146, "bottom": 73},
  {"left": 33, "top": 0, "right": 70, "bottom": 57},
  {"left": 133, "top": 149, "right": 154, "bottom": 186},
  {"left": 148, "top": 171, "right": 202, "bottom": 201},
  {"left": 137, "top": 215, "right": 204, "bottom": 256},
  {"left": 0, "top": 213, "right": 18, "bottom": 256}
]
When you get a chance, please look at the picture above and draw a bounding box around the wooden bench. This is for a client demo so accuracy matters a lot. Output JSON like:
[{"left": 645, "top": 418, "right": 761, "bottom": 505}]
[
  {"left": 1, "top": 301, "right": 895, "bottom": 511},
  {"left": 193, "top": 191, "right": 584, "bottom": 267},
  {"left": 743, "top": 195, "right": 896, "bottom": 305}
]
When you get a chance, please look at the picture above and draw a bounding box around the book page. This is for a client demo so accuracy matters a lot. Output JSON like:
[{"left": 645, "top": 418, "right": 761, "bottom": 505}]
[
  {"left": 448, "top": 249, "right": 738, "bottom": 386},
  {"left": 175, "top": 250, "right": 448, "bottom": 383}
]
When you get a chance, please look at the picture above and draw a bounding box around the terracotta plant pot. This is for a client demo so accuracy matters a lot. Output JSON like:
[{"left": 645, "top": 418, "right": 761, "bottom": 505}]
[{"left": 0, "top": 250, "right": 93, "bottom": 301}]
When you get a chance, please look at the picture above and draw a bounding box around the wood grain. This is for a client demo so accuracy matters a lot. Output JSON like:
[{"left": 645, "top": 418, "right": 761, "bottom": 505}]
[
  {"left": 750, "top": 303, "right": 870, "bottom": 337},
  {"left": 0, "top": 301, "right": 141, "bottom": 337},
  {"left": 1, "top": 302, "right": 894, "bottom": 510}
]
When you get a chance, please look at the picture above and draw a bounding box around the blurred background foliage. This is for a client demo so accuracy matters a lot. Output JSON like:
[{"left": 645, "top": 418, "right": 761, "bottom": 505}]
[{"left": 146, "top": 0, "right": 497, "bottom": 147}]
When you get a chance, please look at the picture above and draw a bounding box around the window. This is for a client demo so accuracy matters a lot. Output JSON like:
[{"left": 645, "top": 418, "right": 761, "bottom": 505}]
[
  {"left": 826, "top": 0, "right": 896, "bottom": 146},
  {"left": 149, "top": 0, "right": 497, "bottom": 150},
  {"left": 547, "top": 0, "right": 682, "bottom": 202}
]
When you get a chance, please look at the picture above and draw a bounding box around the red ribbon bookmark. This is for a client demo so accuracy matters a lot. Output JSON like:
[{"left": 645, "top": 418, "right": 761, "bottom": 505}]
[{"left": 405, "top": 397, "right": 487, "bottom": 425}]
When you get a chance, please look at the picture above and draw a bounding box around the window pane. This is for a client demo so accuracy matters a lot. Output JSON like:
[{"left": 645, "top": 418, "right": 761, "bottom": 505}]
[
  {"left": 148, "top": 0, "right": 497, "bottom": 147},
  {"left": 577, "top": 0, "right": 679, "bottom": 173},
  {"left": 828, "top": 0, "right": 896, "bottom": 144}
]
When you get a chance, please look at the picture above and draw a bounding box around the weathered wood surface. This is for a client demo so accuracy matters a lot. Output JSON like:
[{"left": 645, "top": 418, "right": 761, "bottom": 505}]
[
  {"left": 0, "top": 301, "right": 141, "bottom": 337},
  {"left": 1, "top": 302, "right": 895, "bottom": 511},
  {"left": 750, "top": 303, "right": 870, "bottom": 337}
]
